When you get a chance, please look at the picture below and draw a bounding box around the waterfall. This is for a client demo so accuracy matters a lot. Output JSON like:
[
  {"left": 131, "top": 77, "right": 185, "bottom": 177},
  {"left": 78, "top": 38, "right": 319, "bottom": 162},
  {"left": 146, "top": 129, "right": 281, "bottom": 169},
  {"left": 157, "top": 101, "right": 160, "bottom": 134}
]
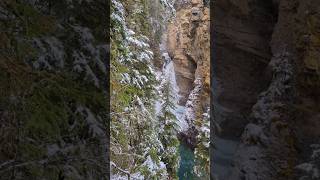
[
  {"left": 156, "top": 32, "right": 189, "bottom": 132},
  {"left": 158, "top": 31, "right": 196, "bottom": 179}
]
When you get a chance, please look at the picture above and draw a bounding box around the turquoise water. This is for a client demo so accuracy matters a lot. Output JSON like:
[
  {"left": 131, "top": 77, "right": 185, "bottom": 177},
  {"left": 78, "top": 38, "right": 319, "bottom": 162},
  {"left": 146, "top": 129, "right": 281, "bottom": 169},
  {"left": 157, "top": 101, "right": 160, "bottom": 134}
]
[{"left": 178, "top": 144, "right": 196, "bottom": 179}]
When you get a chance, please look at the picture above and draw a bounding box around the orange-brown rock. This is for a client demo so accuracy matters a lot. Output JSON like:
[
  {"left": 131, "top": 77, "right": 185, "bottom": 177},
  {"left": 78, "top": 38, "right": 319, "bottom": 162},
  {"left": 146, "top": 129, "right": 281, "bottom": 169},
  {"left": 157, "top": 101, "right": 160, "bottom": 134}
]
[{"left": 167, "top": 0, "right": 210, "bottom": 106}]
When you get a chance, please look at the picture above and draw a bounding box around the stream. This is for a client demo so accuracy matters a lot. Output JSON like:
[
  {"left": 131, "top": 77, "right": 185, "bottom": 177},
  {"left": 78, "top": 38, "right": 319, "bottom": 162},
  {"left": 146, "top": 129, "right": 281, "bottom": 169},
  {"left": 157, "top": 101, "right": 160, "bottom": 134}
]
[
  {"left": 159, "top": 31, "right": 197, "bottom": 179},
  {"left": 160, "top": 58, "right": 196, "bottom": 179},
  {"left": 178, "top": 143, "right": 196, "bottom": 179},
  {"left": 156, "top": 2, "right": 239, "bottom": 179},
  {"left": 159, "top": 30, "right": 238, "bottom": 180}
]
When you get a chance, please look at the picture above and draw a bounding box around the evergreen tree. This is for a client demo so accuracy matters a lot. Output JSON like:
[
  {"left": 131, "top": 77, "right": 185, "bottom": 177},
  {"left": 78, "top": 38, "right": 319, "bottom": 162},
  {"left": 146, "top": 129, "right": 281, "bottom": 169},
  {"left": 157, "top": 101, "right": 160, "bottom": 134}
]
[
  {"left": 111, "top": 0, "right": 169, "bottom": 179},
  {"left": 158, "top": 79, "right": 180, "bottom": 179},
  {"left": 0, "top": 0, "right": 108, "bottom": 179},
  {"left": 194, "top": 107, "right": 210, "bottom": 178}
]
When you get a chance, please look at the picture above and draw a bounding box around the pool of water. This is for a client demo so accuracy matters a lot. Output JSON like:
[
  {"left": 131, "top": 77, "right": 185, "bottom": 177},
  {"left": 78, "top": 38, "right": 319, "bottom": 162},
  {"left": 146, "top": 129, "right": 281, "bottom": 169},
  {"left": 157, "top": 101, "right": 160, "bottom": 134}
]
[
  {"left": 178, "top": 143, "right": 196, "bottom": 179},
  {"left": 177, "top": 137, "right": 239, "bottom": 180}
]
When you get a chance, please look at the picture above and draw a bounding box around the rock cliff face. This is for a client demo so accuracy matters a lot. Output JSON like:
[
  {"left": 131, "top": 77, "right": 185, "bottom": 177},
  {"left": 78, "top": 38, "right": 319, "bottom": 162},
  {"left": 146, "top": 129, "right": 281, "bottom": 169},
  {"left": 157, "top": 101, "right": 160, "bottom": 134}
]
[
  {"left": 213, "top": 0, "right": 320, "bottom": 179},
  {"left": 167, "top": 0, "right": 210, "bottom": 148},
  {"left": 167, "top": 0, "right": 210, "bottom": 107},
  {"left": 213, "top": 0, "right": 277, "bottom": 138}
]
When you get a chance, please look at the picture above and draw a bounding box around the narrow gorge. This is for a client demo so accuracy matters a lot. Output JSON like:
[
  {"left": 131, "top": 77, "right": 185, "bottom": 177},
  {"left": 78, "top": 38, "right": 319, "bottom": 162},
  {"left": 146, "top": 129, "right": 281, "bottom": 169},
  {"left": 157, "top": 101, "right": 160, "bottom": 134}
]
[
  {"left": 4, "top": 0, "right": 319, "bottom": 179},
  {"left": 166, "top": 0, "right": 210, "bottom": 148},
  {"left": 111, "top": 0, "right": 210, "bottom": 179},
  {"left": 164, "top": 0, "right": 210, "bottom": 178}
]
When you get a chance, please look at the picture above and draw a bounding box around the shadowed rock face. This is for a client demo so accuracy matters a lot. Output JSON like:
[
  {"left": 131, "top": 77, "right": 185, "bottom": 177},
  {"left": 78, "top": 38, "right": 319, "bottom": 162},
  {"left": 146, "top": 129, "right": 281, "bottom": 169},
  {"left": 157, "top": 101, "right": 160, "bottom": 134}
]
[
  {"left": 213, "top": 0, "right": 277, "bottom": 138},
  {"left": 213, "top": 0, "right": 320, "bottom": 179},
  {"left": 177, "top": 127, "right": 199, "bottom": 150}
]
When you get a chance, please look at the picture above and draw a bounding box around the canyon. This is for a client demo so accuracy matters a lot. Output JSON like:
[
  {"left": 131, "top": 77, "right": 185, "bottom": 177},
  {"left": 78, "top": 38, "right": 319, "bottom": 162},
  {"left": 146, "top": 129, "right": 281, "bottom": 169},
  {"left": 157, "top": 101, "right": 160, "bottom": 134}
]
[{"left": 166, "top": 0, "right": 210, "bottom": 149}]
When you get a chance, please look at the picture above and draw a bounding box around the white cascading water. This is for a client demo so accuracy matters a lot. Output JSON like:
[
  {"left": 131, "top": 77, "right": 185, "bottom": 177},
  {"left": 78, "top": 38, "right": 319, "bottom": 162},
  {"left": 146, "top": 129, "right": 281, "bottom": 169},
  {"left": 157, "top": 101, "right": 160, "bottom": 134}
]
[
  {"left": 163, "top": 55, "right": 189, "bottom": 132},
  {"left": 155, "top": 33, "right": 189, "bottom": 132}
]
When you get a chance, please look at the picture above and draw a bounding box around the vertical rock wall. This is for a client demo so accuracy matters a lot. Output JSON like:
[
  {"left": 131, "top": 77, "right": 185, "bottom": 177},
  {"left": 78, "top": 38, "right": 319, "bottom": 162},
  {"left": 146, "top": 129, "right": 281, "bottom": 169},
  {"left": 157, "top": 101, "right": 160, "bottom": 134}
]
[
  {"left": 167, "top": 0, "right": 210, "bottom": 107},
  {"left": 166, "top": 0, "right": 210, "bottom": 148},
  {"left": 213, "top": 0, "right": 320, "bottom": 179},
  {"left": 213, "top": 0, "right": 277, "bottom": 138}
]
